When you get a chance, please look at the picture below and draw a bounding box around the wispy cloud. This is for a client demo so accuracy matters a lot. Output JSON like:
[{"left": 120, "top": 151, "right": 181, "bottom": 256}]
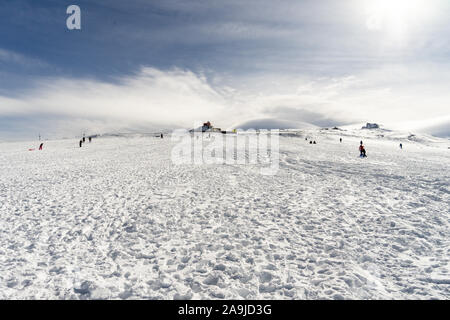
[
  {"left": 0, "top": 67, "right": 230, "bottom": 139},
  {"left": 1, "top": 63, "right": 449, "bottom": 140},
  {"left": 0, "top": 48, "right": 48, "bottom": 68}
]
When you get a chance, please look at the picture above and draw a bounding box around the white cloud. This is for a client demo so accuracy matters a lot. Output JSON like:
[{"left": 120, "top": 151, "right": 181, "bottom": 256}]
[
  {"left": 0, "top": 67, "right": 230, "bottom": 136},
  {"left": 0, "top": 48, "right": 47, "bottom": 68},
  {"left": 0, "top": 64, "right": 449, "bottom": 139}
]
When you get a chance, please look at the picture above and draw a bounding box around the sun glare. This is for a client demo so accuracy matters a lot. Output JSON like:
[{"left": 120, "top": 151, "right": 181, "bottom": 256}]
[{"left": 365, "top": 0, "right": 429, "bottom": 36}]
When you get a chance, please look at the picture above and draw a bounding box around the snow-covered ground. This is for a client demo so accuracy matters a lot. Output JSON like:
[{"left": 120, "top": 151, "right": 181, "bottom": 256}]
[{"left": 0, "top": 128, "right": 449, "bottom": 299}]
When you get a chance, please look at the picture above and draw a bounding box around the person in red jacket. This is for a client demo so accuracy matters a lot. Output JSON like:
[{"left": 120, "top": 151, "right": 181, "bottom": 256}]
[{"left": 359, "top": 142, "right": 367, "bottom": 157}]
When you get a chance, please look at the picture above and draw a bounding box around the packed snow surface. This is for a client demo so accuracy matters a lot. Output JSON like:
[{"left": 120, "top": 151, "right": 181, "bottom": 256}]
[{"left": 0, "top": 128, "right": 449, "bottom": 299}]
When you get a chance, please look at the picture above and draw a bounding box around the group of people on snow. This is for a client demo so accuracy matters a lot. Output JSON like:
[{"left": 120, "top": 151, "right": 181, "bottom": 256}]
[
  {"left": 33, "top": 132, "right": 403, "bottom": 159},
  {"left": 307, "top": 136, "right": 371, "bottom": 157},
  {"left": 305, "top": 137, "right": 317, "bottom": 144},
  {"left": 79, "top": 135, "right": 93, "bottom": 147}
]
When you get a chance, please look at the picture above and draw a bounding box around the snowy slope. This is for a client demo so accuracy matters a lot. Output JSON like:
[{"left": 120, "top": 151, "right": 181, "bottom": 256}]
[{"left": 0, "top": 129, "right": 449, "bottom": 299}]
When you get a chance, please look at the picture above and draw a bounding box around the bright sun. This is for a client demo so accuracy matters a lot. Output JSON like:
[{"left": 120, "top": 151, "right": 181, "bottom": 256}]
[{"left": 365, "top": 0, "right": 428, "bottom": 35}]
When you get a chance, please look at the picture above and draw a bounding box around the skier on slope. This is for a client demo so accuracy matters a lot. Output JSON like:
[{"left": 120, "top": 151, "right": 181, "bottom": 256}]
[{"left": 39, "top": 143, "right": 43, "bottom": 150}]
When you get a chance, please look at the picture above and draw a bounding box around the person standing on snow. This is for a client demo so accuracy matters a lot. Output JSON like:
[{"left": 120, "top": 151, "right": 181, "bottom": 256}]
[
  {"left": 359, "top": 142, "right": 366, "bottom": 157},
  {"left": 79, "top": 140, "right": 83, "bottom": 148},
  {"left": 39, "top": 143, "right": 43, "bottom": 150}
]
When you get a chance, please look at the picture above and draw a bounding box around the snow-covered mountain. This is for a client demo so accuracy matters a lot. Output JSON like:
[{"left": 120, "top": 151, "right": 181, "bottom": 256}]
[
  {"left": 0, "top": 127, "right": 448, "bottom": 299},
  {"left": 231, "top": 118, "right": 318, "bottom": 130}
]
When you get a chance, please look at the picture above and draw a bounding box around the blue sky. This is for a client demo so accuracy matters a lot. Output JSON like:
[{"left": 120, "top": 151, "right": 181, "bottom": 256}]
[{"left": 1, "top": 0, "right": 449, "bottom": 139}]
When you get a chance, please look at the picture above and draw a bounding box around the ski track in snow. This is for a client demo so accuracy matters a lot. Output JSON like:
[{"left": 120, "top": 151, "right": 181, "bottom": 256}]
[{"left": 0, "top": 130, "right": 449, "bottom": 299}]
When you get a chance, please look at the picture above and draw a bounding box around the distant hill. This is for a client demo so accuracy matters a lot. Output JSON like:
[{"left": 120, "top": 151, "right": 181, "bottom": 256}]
[{"left": 232, "top": 118, "right": 318, "bottom": 130}]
